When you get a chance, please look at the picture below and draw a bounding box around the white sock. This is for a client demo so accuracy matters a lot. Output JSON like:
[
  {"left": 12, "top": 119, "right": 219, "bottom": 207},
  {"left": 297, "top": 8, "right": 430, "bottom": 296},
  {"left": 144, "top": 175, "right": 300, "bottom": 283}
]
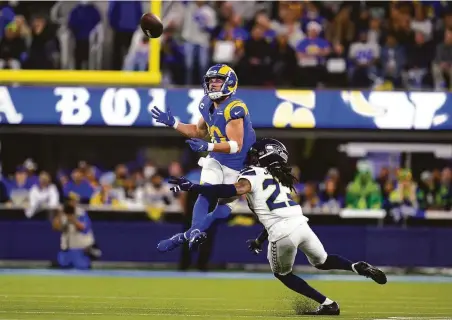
[
  {"left": 351, "top": 263, "right": 358, "bottom": 273},
  {"left": 322, "top": 298, "right": 334, "bottom": 305}
]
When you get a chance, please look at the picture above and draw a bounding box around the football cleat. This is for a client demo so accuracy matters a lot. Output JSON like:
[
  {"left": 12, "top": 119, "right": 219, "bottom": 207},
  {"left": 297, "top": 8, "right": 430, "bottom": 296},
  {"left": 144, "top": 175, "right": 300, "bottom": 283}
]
[
  {"left": 188, "top": 229, "right": 207, "bottom": 251},
  {"left": 353, "top": 261, "right": 387, "bottom": 285},
  {"left": 303, "top": 302, "right": 340, "bottom": 316},
  {"left": 157, "top": 233, "right": 186, "bottom": 252}
]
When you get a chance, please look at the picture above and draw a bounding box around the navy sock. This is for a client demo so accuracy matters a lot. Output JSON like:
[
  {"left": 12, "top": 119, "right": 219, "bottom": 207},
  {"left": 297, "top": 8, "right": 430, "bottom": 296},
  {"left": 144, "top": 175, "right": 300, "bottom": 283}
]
[
  {"left": 275, "top": 273, "right": 326, "bottom": 304},
  {"left": 185, "top": 204, "right": 231, "bottom": 238},
  {"left": 191, "top": 194, "right": 216, "bottom": 226},
  {"left": 315, "top": 254, "right": 353, "bottom": 271}
]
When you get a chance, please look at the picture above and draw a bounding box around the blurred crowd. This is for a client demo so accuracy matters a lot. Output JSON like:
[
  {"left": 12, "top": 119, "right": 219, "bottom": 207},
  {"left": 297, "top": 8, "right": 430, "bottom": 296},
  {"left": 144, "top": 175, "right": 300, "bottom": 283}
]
[
  {"left": 0, "top": 157, "right": 451, "bottom": 223},
  {"left": 161, "top": 0, "right": 452, "bottom": 89},
  {"left": 2, "top": 1, "right": 452, "bottom": 89}
]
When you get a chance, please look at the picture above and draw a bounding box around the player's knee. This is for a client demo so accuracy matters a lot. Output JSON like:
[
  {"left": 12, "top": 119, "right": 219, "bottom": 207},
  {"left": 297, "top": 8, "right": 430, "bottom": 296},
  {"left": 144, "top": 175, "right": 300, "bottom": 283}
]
[{"left": 308, "top": 253, "right": 328, "bottom": 268}]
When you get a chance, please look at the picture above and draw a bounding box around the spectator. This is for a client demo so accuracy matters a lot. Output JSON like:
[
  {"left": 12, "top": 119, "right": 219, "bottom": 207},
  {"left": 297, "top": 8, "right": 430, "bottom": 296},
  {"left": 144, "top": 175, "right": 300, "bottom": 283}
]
[
  {"left": 68, "top": 0, "right": 101, "bottom": 70},
  {"left": 63, "top": 168, "right": 93, "bottom": 204},
  {"left": 417, "top": 171, "right": 443, "bottom": 210},
  {"left": 214, "top": 11, "right": 248, "bottom": 67},
  {"left": 113, "top": 164, "right": 128, "bottom": 189},
  {"left": 388, "top": 169, "right": 418, "bottom": 222},
  {"left": 239, "top": 24, "right": 273, "bottom": 86},
  {"left": 404, "top": 31, "right": 434, "bottom": 89},
  {"left": 432, "top": 29, "right": 452, "bottom": 89},
  {"left": 367, "top": 17, "right": 384, "bottom": 46},
  {"left": 439, "top": 167, "right": 452, "bottom": 210},
  {"left": 295, "top": 21, "right": 330, "bottom": 88},
  {"left": 85, "top": 166, "right": 99, "bottom": 189},
  {"left": 132, "top": 169, "right": 145, "bottom": 188},
  {"left": 269, "top": 2, "right": 304, "bottom": 50},
  {"left": 120, "top": 178, "right": 141, "bottom": 207},
  {"left": 23, "top": 158, "right": 38, "bottom": 185},
  {"left": 325, "top": 42, "right": 348, "bottom": 88},
  {"left": 160, "top": 27, "right": 184, "bottom": 85},
  {"left": 168, "top": 161, "right": 184, "bottom": 179},
  {"left": 346, "top": 161, "right": 382, "bottom": 209},
  {"left": 319, "top": 179, "right": 343, "bottom": 213},
  {"left": 5, "top": 166, "right": 32, "bottom": 206},
  {"left": 411, "top": 4, "right": 432, "bottom": 41},
  {"left": 376, "top": 167, "right": 390, "bottom": 198},
  {"left": 108, "top": 0, "right": 142, "bottom": 70},
  {"left": 136, "top": 171, "right": 173, "bottom": 208},
  {"left": 348, "top": 31, "right": 380, "bottom": 88},
  {"left": 26, "top": 171, "right": 59, "bottom": 218},
  {"left": 301, "top": 1, "right": 326, "bottom": 34},
  {"left": 89, "top": 176, "right": 123, "bottom": 208},
  {"left": 123, "top": 34, "right": 149, "bottom": 71},
  {"left": 24, "top": 14, "right": 60, "bottom": 69},
  {"left": 271, "top": 33, "right": 297, "bottom": 86},
  {"left": 0, "top": 21, "right": 26, "bottom": 69},
  {"left": 52, "top": 200, "right": 99, "bottom": 270},
  {"left": 0, "top": 2, "right": 15, "bottom": 39},
  {"left": 380, "top": 34, "right": 405, "bottom": 88},
  {"left": 299, "top": 182, "right": 321, "bottom": 212},
  {"left": 143, "top": 160, "right": 157, "bottom": 180},
  {"left": 182, "top": 1, "right": 217, "bottom": 84},
  {"left": 325, "top": 5, "right": 354, "bottom": 48}
]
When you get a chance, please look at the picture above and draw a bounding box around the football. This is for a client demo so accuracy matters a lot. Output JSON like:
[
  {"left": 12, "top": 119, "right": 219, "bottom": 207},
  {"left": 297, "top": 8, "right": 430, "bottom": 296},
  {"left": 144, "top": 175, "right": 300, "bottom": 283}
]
[{"left": 140, "top": 13, "right": 163, "bottom": 38}]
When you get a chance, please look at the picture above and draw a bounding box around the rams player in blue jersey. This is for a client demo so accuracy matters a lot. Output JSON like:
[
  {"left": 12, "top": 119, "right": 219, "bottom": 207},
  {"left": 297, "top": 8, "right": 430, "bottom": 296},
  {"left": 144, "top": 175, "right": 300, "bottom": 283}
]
[{"left": 151, "top": 64, "right": 256, "bottom": 252}]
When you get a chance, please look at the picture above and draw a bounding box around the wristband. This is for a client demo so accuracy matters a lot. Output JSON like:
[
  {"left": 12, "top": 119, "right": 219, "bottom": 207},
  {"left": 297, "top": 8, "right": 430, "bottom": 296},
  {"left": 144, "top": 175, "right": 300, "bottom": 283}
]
[
  {"left": 173, "top": 119, "right": 179, "bottom": 129},
  {"left": 207, "top": 143, "right": 214, "bottom": 152}
]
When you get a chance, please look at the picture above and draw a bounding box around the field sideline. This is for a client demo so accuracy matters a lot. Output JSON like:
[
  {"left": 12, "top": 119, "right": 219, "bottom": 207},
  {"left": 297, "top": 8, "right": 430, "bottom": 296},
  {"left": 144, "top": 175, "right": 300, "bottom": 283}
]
[{"left": 1, "top": 270, "right": 452, "bottom": 320}]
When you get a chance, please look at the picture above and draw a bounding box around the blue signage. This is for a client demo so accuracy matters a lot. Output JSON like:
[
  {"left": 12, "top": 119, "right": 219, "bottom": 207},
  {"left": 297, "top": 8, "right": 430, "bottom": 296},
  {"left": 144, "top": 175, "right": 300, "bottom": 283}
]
[{"left": 0, "top": 86, "right": 450, "bottom": 130}]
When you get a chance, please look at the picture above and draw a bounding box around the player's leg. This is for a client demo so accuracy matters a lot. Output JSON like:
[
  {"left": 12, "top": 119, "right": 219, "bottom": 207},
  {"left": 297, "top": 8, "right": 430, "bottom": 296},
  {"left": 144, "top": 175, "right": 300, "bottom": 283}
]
[
  {"left": 268, "top": 234, "right": 339, "bottom": 315},
  {"left": 186, "top": 165, "right": 240, "bottom": 250},
  {"left": 299, "top": 223, "right": 387, "bottom": 285},
  {"left": 157, "top": 158, "right": 223, "bottom": 252}
]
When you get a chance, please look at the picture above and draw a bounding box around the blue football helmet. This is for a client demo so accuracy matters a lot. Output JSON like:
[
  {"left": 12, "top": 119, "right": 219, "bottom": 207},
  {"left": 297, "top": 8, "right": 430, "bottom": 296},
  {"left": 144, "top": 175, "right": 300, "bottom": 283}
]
[{"left": 203, "top": 64, "right": 238, "bottom": 100}]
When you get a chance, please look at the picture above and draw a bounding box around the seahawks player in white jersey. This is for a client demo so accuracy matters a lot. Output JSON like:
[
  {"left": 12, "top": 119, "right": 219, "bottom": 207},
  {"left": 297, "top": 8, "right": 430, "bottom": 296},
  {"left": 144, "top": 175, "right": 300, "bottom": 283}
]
[{"left": 169, "top": 138, "right": 387, "bottom": 316}]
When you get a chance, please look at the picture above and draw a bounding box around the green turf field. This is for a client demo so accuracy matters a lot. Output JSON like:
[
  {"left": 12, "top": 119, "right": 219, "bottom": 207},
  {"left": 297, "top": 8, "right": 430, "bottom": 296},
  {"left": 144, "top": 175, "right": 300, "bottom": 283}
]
[{"left": 1, "top": 275, "right": 452, "bottom": 319}]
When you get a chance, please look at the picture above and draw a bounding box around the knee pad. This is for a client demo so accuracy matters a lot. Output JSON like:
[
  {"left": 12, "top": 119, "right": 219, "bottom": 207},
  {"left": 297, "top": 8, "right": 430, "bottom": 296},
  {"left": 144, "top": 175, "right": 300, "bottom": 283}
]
[{"left": 314, "top": 255, "right": 331, "bottom": 270}]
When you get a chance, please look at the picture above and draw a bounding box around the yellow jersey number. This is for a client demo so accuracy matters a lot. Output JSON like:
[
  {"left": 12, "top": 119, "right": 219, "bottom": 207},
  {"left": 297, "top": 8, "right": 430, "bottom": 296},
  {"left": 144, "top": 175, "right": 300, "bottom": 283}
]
[{"left": 208, "top": 125, "right": 227, "bottom": 143}]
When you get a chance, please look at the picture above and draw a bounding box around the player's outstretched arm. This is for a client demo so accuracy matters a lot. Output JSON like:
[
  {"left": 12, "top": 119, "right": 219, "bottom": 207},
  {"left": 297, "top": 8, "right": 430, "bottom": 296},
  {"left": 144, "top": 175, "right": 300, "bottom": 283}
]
[
  {"left": 168, "top": 177, "right": 251, "bottom": 198},
  {"left": 151, "top": 106, "right": 208, "bottom": 139}
]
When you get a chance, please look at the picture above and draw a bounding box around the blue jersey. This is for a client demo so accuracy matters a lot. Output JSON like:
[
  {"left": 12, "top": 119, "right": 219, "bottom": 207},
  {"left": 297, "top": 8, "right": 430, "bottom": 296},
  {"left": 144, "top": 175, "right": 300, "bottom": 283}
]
[{"left": 199, "top": 95, "right": 256, "bottom": 171}]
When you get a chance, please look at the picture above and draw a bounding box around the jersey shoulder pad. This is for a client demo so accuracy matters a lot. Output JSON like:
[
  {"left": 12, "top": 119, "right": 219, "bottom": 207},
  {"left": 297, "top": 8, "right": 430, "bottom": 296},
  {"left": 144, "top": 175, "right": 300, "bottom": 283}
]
[
  {"left": 199, "top": 95, "right": 210, "bottom": 111},
  {"left": 239, "top": 167, "right": 256, "bottom": 176},
  {"left": 224, "top": 98, "right": 249, "bottom": 122}
]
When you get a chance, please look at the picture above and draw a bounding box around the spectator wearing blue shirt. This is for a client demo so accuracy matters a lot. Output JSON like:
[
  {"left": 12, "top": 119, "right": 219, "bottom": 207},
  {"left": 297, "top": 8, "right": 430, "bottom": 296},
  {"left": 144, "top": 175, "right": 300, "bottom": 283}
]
[
  {"left": 348, "top": 31, "right": 380, "bottom": 88},
  {"left": 380, "top": 34, "right": 405, "bottom": 88},
  {"left": 108, "top": 0, "right": 142, "bottom": 70},
  {"left": 295, "top": 21, "right": 330, "bottom": 88},
  {"left": 63, "top": 168, "right": 94, "bottom": 204},
  {"left": 0, "top": 4, "right": 15, "bottom": 39},
  {"left": 5, "top": 166, "right": 32, "bottom": 206},
  {"left": 68, "top": 1, "right": 101, "bottom": 70}
]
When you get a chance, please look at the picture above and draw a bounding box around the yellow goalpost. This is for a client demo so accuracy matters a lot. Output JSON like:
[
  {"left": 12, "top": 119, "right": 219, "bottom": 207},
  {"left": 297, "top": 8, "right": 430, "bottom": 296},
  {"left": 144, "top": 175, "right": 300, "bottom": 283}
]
[{"left": 0, "top": 0, "right": 161, "bottom": 86}]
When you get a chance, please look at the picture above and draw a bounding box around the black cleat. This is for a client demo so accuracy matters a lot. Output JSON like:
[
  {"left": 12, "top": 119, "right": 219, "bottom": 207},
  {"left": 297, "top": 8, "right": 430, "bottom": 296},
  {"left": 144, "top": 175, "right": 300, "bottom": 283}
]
[
  {"left": 353, "top": 261, "right": 387, "bottom": 285},
  {"left": 303, "top": 302, "right": 340, "bottom": 316}
]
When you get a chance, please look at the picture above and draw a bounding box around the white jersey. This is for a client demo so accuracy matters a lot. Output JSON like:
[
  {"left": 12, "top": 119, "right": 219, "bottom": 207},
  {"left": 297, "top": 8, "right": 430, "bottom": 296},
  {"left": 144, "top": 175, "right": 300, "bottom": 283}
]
[{"left": 237, "top": 166, "right": 308, "bottom": 241}]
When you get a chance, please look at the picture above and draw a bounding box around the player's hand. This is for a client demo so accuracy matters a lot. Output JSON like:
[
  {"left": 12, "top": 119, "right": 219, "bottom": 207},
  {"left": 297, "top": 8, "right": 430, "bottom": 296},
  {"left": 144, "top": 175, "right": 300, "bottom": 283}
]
[
  {"left": 168, "top": 176, "right": 194, "bottom": 193},
  {"left": 186, "top": 138, "right": 211, "bottom": 152},
  {"left": 151, "top": 106, "right": 176, "bottom": 127},
  {"left": 246, "top": 239, "right": 262, "bottom": 255}
]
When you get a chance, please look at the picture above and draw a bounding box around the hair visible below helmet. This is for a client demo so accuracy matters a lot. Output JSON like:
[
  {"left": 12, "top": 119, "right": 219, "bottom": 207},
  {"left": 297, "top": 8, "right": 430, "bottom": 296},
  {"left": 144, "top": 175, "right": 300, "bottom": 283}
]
[
  {"left": 246, "top": 138, "right": 297, "bottom": 191},
  {"left": 203, "top": 64, "right": 238, "bottom": 101}
]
